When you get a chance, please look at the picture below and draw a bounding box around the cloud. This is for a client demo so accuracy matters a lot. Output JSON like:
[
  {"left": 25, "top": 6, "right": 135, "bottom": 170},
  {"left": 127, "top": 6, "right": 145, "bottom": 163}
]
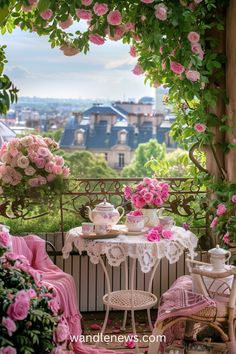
[
  {"left": 104, "top": 56, "right": 136, "bottom": 70},
  {"left": 5, "top": 66, "right": 33, "bottom": 79}
]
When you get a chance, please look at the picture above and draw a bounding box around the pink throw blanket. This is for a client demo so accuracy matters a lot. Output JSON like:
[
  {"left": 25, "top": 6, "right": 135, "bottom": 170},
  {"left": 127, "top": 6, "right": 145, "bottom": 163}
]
[
  {"left": 156, "top": 275, "right": 216, "bottom": 352},
  {"left": 12, "top": 235, "right": 127, "bottom": 354}
]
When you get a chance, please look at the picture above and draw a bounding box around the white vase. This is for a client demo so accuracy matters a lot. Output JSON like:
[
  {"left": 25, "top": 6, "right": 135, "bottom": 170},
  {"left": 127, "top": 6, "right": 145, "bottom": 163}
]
[{"left": 141, "top": 208, "right": 159, "bottom": 227}]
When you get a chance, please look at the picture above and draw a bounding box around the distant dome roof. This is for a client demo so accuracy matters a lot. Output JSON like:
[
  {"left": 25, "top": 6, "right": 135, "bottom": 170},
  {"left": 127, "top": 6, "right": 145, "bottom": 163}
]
[{"left": 138, "top": 96, "right": 154, "bottom": 104}]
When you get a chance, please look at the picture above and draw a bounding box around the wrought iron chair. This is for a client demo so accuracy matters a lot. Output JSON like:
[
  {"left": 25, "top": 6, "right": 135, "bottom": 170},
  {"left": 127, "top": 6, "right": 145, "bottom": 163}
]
[{"left": 148, "top": 258, "right": 236, "bottom": 354}]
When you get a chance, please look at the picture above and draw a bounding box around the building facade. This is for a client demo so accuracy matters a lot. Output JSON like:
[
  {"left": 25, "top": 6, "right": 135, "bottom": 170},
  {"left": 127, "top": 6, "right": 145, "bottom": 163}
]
[{"left": 60, "top": 100, "right": 176, "bottom": 169}]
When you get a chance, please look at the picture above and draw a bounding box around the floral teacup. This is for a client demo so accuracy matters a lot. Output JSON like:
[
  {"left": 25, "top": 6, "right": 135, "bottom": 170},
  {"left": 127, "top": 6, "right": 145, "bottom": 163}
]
[
  {"left": 158, "top": 216, "right": 175, "bottom": 229},
  {"left": 125, "top": 210, "right": 147, "bottom": 232},
  {"left": 82, "top": 222, "right": 94, "bottom": 235}
]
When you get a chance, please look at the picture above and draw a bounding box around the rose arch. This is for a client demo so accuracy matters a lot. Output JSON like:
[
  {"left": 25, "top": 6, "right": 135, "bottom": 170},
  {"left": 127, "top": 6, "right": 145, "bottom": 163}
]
[{"left": 0, "top": 0, "right": 236, "bottom": 243}]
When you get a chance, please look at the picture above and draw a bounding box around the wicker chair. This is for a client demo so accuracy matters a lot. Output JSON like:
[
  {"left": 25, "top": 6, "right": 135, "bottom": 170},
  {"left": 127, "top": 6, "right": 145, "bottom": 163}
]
[{"left": 148, "top": 259, "right": 236, "bottom": 354}]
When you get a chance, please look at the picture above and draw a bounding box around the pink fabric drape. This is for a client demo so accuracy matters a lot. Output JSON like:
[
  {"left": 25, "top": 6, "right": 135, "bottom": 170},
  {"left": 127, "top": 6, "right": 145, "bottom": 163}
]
[{"left": 12, "top": 235, "right": 128, "bottom": 354}]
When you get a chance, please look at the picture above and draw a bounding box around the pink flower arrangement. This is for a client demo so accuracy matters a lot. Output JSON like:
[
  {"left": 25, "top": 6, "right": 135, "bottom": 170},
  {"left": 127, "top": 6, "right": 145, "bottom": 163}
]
[
  {"left": 146, "top": 225, "right": 173, "bottom": 242},
  {"left": 0, "top": 135, "right": 70, "bottom": 203},
  {"left": 124, "top": 177, "right": 169, "bottom": 210}
]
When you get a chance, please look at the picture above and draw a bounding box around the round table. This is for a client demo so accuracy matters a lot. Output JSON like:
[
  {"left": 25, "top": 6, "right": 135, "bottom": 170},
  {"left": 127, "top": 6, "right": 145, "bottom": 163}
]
[{"left": 62, "top": 225, "right": 198, "bottom": 340}]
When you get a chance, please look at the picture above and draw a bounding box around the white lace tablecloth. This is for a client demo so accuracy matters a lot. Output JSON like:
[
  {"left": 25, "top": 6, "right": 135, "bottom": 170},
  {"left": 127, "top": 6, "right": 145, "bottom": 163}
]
[{"left": 62, "top": 225, "right": 198, "bottom": 273}]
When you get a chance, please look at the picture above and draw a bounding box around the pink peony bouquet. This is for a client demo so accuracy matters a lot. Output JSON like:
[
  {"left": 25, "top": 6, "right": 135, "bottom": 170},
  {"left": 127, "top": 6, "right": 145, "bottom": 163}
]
[
  {"left": 146, "top": 225, "right": 173, "bottom": 242},
  {"left": 124, "top": 177, "right": 169, "bottom": 209},
  {"left": 0, "top": 135, "right": 70, "bottom": 204},
  {"left": 0, "top": 229, "right": 71, "bottom": 353}
]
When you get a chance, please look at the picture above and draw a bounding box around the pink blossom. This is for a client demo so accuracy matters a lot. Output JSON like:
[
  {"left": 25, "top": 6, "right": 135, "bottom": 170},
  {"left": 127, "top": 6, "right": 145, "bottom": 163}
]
[
  {"left": 141, "top": 0, "right": 154, "bottom": 3},
  {"left": 38, "top": 147, "right": 50, "bottom": 157},
  {"left": 134, "top": 196, "right": 146, "bottom": 209},
  {"left": 0, "top": 346, "right": 17, "bottom": 354},
  {"left": 107, "top": 10, "right": 122, "bottom": 26},
  {"left": 153, "top": 196, "right": 163, "bottom": 206},
  {"left": 15, "top": 290, "right": 30, "bottom": 302},
  {"left": 170, "top": 61, "right": 185, "bottom": 75},
  {"left": 48, "top": 299, "right": 60, "bottom": 315},
  {"left": 143, "top": 177, "right": 152, "bottom": 185},
  {"left": 194, "top": 123, "right": 206, "bottom": 133},
  {"left": 55, "top": 156, "right": 64, "bottom": 167},
  {"left": 25, "top": 166, "right": 36, "bottom": 176},
  {"left": 7, "top": 299, "right": 30, "bottom": 321},
  {"left": 187, "top": 31, "right": 200, "bottom": 43},
  {"left": 132, "top": 64, "right": 143, "bottom": 76},
  {"left": 155, "top": 3, "right": 168, "bottom": 21},
  {"left": 59, "top": 16, "right": 73, "bottom": 29},
  {"left": 27, "top": 178, "right": 39, "bottom": 187},
  {"left": 124, "top": 185, "right": 132, "bottom": 200},
  {"left": 216, "top": 203, "right": 227, "bottom": 216},
  {"left": 55, "top": 321, "right": 69, "bottom": 342},
  {"left": 210, "top": 217, "right": 218, "bottom": 228},
  {"left": 129, "top": 46, "right": 137, "bottom": 57},
  {"left": 0, "top": 231, "right": 11, "bottom": 248},
  {"left": 186, "top": 69, "right": 200, "bottom": 82},
  {"left": 127, "top": 210, "right": 143, "bottom": 217},
  {"left": 63, "top": 167, "right": 70, "bottom": 177},
  {"left": 27, "top": 289, "right": 37, "bottom": 298},
  {"left": 35, "top": 158, "right": 46, "bottom": 168},
  {"left": 110, "top": 26, "right": 125, "bottom": 41},
  {"left": 40, "top": 9, "right": 53, "bottom": 20},
  {"left": 191, "top": 43, "right": 204, "bottom": 59},
  {"left": 52, "top": 165, "right": 62, "bottom": 175},
  {"left": 124, "top": 22, "right": 135, "bottom": 32},
  {"left": 2, "top": 317, "right": 17, "bottom": 336},
  {"left": 89, "top": 34, "right": 105, "bottom": 45},
  {"left": 232, "top": 195, "right": 236, "bottom": 203},
  {"left": 81, "top": 0, "right": 93, "bottom": 5},
  {"left": 93, "top": 3, "right": 108, "bottom": 16},
  {"left": 143, "top": 192, "right": 153, "bottom": 204},
  {"left": 17, "top": 156, "right": 29, "bottom": 169},
  {"left": 223, "top": 232, "right": 231, "bottom": 245},
  {"left": 5, "top": 252, "right": 18, "bottom": 261},
  {"left": 162, "top": 229, "right": 173, "bottom": 240},
  {"left": 76, "top": 9, "right": 92, "bottom": 20},
  {"left": 45, "top": 161, "right": 54, "bottom": 173},
  {"left": 146, "top": 229, "right": 161, "bottom": 242}
]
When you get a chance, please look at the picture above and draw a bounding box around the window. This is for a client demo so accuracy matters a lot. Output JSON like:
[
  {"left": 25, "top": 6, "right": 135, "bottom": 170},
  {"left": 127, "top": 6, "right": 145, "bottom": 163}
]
[
  {"left": 76, "top": 129, "right": 84, "bottom": 145},
  {"left": 119, "top": 130, "right": 127, "bottom": 144},
  {"left": 118, "top": 153, "right": 125, "bottom": 168}
]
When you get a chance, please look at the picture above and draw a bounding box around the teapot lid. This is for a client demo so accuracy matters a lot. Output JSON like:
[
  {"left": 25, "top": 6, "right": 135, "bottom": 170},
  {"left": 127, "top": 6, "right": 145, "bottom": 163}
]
[
  {"left": 208, "top": 244, "right": 228, "bottom": 256},
  {"left": 95, "top": 199, "right": 114, "bottom": 211}
]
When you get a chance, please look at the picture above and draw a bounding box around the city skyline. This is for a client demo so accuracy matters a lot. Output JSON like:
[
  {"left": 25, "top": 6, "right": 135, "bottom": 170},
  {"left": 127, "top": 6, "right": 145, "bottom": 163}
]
[{"left": 3, "top": 27, "right": 154, "bottom": 101}]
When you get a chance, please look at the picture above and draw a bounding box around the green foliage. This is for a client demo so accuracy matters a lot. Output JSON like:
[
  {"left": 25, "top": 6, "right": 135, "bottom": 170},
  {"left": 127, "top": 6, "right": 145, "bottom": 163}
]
[
  {"left": 59, "top": 150, "right": 118, "bottom": 178},
  {"left": 146, "top": 148, "right": 206, "bottom": 178},
  {"left": 122, "top": 139, "right": 166, "bottom": 177}
]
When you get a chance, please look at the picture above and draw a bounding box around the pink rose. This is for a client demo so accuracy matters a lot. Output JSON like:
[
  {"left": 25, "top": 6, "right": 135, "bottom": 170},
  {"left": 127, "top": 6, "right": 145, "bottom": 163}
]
[
  {"left": 81, "top": 0, "right": 93, "bottom": 5},
  {"left": 186, "top": 69, "right": 200, "bottom": 82},
  {"left": 15, "top": 290, "right": 30, "bottom": 302},
  {"left": 55, "top": 156, "right": 64, "bottom": 167},
  {"left": 76, "top": 9, "right": 92, "bottom": 20},
  {"left": 59, "top": 16, "right": 73, "bottom": 29},
  {"left": 153, "top": 196, "right": 163, "bottom": 206},
  {"left": 27, "top": 289, "right": 37, "bottom": 298},
  {"left": 48, "top": 299, "right": 60, "bottom": 315},
  {"left": 127, "top": 210, "right": 143, "bottom": 217},
  {"left": 135, "top": 196, "right": 146, "bottom": 209},
  {"left": 232, "top": 195, "right": 236, "bottom": 203},
  {"left": 124, "top": 185, "right": 132, "bottom": 200},
  {"left": 187, "top": 31, "right": 200, "bottom": 43},
  {"left": 2, "top": 317, "right": 17, "bottom": 336},
  {"left": 45, "top": 161, "right": 54, "bottom": 173},
  {"left": 63, "top": 167, "right": 70, "bottom": 177},
  {"left": 210, "top": 216, "right": 218, "bottom": 228},
  {"left": 170, "top": 61, "right": 185, "bottom": 75},
  {"left": 143, "top": 192, "right": 153, "bottom": 204},
  {"left": 17, "top": 156, "right": 29, "bottom": 169},
  {"left": 27, "top": 178, "right": 38, "bottom": 187},
  {"left": 223, "top": 232, "right": 231, "bottom": 245},
  {"left": 110, "top": 26, "right": 125, "bottom": 41},
  {"left": 0, "top": 231, "right": 11, "bottom": 248},
  {"left": 93, "top": 3, "right": 108, "bottom": 16},
  {"left": 216, "top": 203, "right": 227, "bottom": 216},
  {"left": 124, "top": 22, "right": 135, "bottom": 32},
  {"left": 7, "top": 299, "right": 30, "bottom": 321},
  {"left": 155, "top": 3, "right": 168, "bottom": 21},
  {"left": 0, "top": 346, "right": 17, "bottom": 354},
  {"left": 141, "top": 0, "right": 154, "bottom": 3},
  {"left": 35, "top": 158, "right": 46, "bottom": 168},
  {"left": 40, "top": 9, "right": 53, "bottom": 20},
  {"left": 191, "top": 43, "right": 204, "bottom": 59},
  {"left": 194, "top": 123, "right": 206, "bottom": 133},
  {"left": 146, "top": 229, "right": 161, "bottom": 242},
  {"left": 52, "top": 165, "right": 62, "bottom": 175},
  {"left": 107, "top": 10, "right": 122, "bottom": 26},
  {"left": 89, "top": 34, "right": 105, "bottom": 45},
  {"left": 132, "top": 64, "right": 143, "bottom": 76},
  {"left": 38, "top": 147, "right": 50, "bottom": 157},
  {"left": 25, "top": 166, "right": 36, "bottom": 176},
  {"left": 129, "top": 46, "right": 137, "bottom": 57},
  {"left": 55, "top": 322, "right": 69, "bottom": 342},
  {"left": 162, "top": 229, "right": 173, "bottom": 240}
]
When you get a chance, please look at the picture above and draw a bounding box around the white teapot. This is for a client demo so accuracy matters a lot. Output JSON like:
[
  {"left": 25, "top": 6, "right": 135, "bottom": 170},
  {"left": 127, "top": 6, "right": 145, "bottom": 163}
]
[
  {"left": 208, "top": 244, "right": 231, "bottom": 272},
  {"left": 86, "top": 200, "right": 125, "bottom": 228}
]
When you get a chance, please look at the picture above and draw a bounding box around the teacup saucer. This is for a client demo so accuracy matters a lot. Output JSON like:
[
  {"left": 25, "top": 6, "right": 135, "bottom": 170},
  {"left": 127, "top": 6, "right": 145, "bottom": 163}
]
[{"left": 123, "top": 227, "right": 149, "bottom": 235}]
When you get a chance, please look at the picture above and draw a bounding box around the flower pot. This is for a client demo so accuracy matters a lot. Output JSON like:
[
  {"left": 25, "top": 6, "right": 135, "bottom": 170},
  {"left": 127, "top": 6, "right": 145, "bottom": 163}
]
[{"left": 141, "top": 208, "right": 159, "bottom": 227}]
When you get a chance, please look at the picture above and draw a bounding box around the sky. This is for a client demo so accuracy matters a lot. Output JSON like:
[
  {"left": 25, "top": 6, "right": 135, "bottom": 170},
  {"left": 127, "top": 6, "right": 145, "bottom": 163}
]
[{"left": 3, "top": 27, "right": 154, "bottom": 100}]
